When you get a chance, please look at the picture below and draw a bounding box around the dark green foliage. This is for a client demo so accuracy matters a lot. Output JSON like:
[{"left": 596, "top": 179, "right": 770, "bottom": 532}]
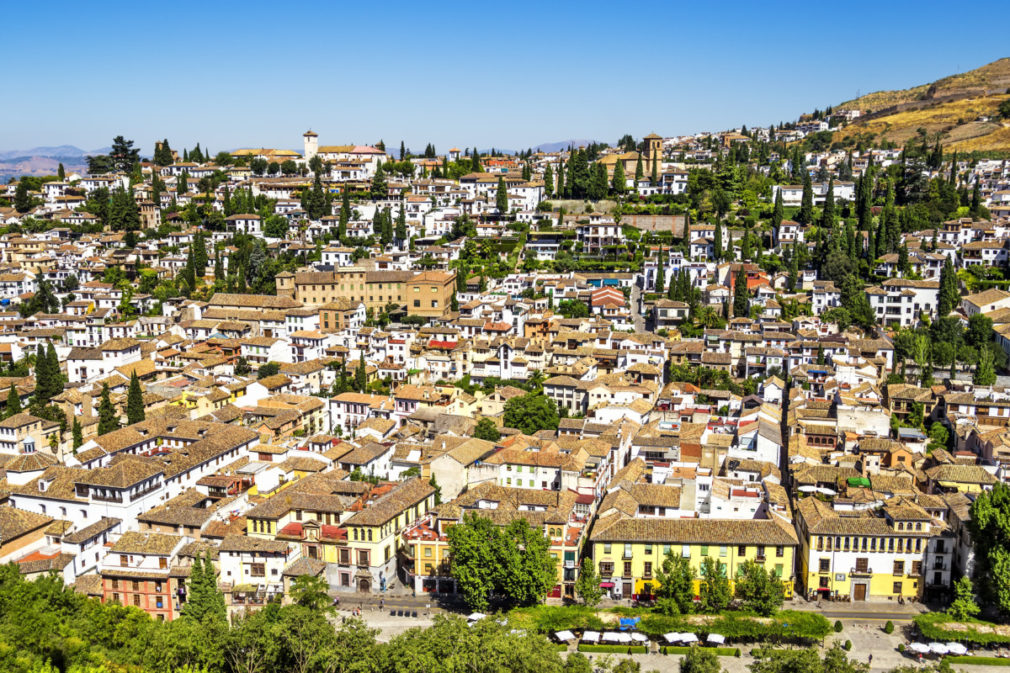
[
  {"left": 503, "top": 392, "right": 559, "bottom": 434},
  {"left": 654, "top": 549, "right": 695, "bottom": 615},
  {"left": 834, "top": 620, "right": 843, "bottom": 632},
  {"left": 473, "top": 417, "right": 500, "bottom": 442},
  {"left": 257, "top": 363, "right": 280, "bottom": 379},
  {"left": 733, "top": 560, "right": 784, "bottom": 616},
  {"left": 4, "top": 384, "right": 20, "bottom": 418},
  {"left": 883, "top": 620, "right": 894, "bottom": 634},
  {"left": 97, "top": 382, "right": 119, "bottom": 435},
  {"left": 447, "top": 514, "right": 557, "bottom": 611},
  {"left": 370, "top": 161, "right": 388, "bottom": 200},
  {"left": 733, "top": 266, "right": 749, "bottom": 317},
  {"left": 126, "top": 372, "right": 145, "bottom": 425}
]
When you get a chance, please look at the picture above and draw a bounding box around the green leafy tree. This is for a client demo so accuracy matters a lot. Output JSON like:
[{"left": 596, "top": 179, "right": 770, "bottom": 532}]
[
  {"left": 126, "top": 371, "right": 145, "bottom": 425},
  {"left": 680, "top": 646, "right": 724, "bottom": 673},
  {"left": 698, "top": 556, "right": 730, "bottom": 613},
  {"left": 574, "top": 557, "right": 602, "bottom": 607},
  {"left": 948, "top": 575, "right": 980, "bottom": 620},
  {"left": 264, "top": 215, "right": 289, "bottom": 238},
  {"left": 289, "top": 574, "right": 333, "bottom": 612},
  {"left": 733, "top": 560, "right": 784, "bottom": 616},
  {"left": 183, "top": 551, "right": 226, "bottom": 625},
  {"left": 473, "top": 417, "right": 501, "bottom": 442},
  {"left": 556, "top": 299, "right": 590, "bottom": 319},
  {"left": 653, "top": 549, "right": 695, "bottom": 615},
  {"left": 97, "top": 383, "right": 119, "bottom": 435},
  {"left": 503, "top": 392, "right": 560, "bottom": 435},
  {"left": 257, "top": 362, "right": 280, "bottom": 379},
  {"left": 974, "top": 344, "right": 997, "bottom": 386},
  {"left": 969, "top": 482, "right": 1010, "bottom": 614},
  {"left": 447, "top": 514, "right": 556, "bottom": 611}
]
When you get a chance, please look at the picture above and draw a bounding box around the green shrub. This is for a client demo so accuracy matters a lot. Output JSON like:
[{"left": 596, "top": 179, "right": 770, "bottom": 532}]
[
  {"left": 509, "top": 605, "right": 606, "bottom": 634},
  {"left": 577, "top": 644, "right": 646, "bottom": 654},
  {"left": 638, "top": 610, "right": 830, "bottom": 644},
  {"left": 944, "top": 656, "right": 1010, "bottom": 666},
  {"left": 884, "top": 620, "right": 894, "bottom": 634},
  {"left": 843, "top": 640, "right": 852, "bottom": 651},
  {"left": 661, "top": 646, "right": 740, "bottom": 656},
  {"left": 898, "top": 643, "right": 906, "bottom": 653},
  {"left": 834, "top": 620, "right": 843, "bottom": 633}
]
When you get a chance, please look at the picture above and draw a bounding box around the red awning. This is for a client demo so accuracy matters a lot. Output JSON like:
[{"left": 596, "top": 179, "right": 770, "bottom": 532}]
[{"left": 600, "top": 582, "right": 615, "bottom": 588}]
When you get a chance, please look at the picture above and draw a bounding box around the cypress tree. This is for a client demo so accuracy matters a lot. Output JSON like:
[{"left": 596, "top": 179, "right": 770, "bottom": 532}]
[
  {"left": 98, "top": 383, "right": 120, "bottom": 435},
  {"left": 395, "top": 204, "right": 408, "bottom": 243},
  {"left": 733, "top": 266, "right": 749, "bottom": 317},
  {"left": 655, "top": 247, "right": 665, "bottom": 293},
  {"left": 370, "top": 161, "right": 387, "bottom": 200},
  {"left": 58, "top": 163, "right": 65, "bottom": 180},
  {"left": 797, "top": 171, "right": 814, "bottom": 224},
  {"left": 45, "top": 342, "right": 61, "bottom": 400},
  {"left": 126, "top": 372, "right": 145, "bottom": 425},
  {"left": 5, "top": 384, "right": 20, "bottom": 418},
  {"left": 496, "top": 177, "right": 508, "bottom": 214},
  {"left": 544, "top": 164, "right": 554, "bottom": 196},
  {"left": 178, "top": 171, "right": 188, "bottom": 195},
  {"left": 33, "top": 345, "right": 50, "bottom": 406},
  {"left": 355, "top": 352, "right": 367, "bottom": 392},
  {"left": 612, "top": 160, "right": 626, "bottom": 195},
  {"left": 634, "top": 154, "right": 644, "bottom": 183},
  {"left": 72, "top": 417, "right": 82, "bottom": 450},
  {"left": 821, "top": 178, "right": 835, "bottom": 230},
  {"left": 772, "top": 189, "right": 784, "bottom": 229},
  {"left": 714, "top": 222, "right": 723, "bottom": 260},
  {"left": 338, "top": 189, "right": 350, "bottom": 241}
]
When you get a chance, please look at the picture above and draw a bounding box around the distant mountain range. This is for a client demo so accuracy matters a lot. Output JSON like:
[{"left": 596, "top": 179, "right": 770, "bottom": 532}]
[
  {"left": 531, "top": 139, "right": 599, "bottom": 153},
  {"left": 0, "top": 145, "right": 109, "bottom": 181},
  {"left": 0, "top": 145, "right": 109, "bottom": 161}
]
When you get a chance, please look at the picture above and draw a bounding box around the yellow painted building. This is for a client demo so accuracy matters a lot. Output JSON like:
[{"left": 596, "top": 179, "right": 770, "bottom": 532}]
[
  {"left": 589, "top": 514, "right": 798, "bottom": 599},
  {"left": 795, "top": 496, "right": 950, "bottom": 601}
]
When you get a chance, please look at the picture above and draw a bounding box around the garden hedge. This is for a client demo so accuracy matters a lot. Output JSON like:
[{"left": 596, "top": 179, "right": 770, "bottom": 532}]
[
  {"left": 915, "top": 613, "right": 1010, "bottom": 645},
  {"left": 944, "top": 656, "right": 1010, "bottom": 666},
  {"left": 577, "top": 644, "right": 648, "bottom": 654}
]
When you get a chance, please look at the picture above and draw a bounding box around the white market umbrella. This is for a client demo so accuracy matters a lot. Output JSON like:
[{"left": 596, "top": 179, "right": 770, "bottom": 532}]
[
  {"left": 707, "top": 633, "right": 726, "bottom": 644},
  {"left": 554, "top": 630, "right": 575, "bottom": 642},
  {"left": 908, "top": 643, "right": 930, "bottom": 654},
  {"left": 582, "top": 631, "right": 600, "bottom": 643},
  {"left": 664, "top": 633, "right": 682, "bottom": 643},
  {"left": 680, "top": 633, "right": 699, "bottom": 643},
  {"left": 618, "top": 632, "right": 633, "bottom": 643},
  {"left": 603, "top": 632, "right": 622, "bottom": 642},
  {"left": 928, "top": 643, "right": 949, "bottom": 655},
  {"left": 946, "top": 642, "right": 967, "bottom": 655},
  {"left": 631, "top": 633, "right": 649, "bottom": 643}
]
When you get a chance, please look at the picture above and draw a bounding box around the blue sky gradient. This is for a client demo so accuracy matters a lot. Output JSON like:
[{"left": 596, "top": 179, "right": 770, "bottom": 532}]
[{"left": 2, "top": 0, "right": 1006, "bottom": 154}]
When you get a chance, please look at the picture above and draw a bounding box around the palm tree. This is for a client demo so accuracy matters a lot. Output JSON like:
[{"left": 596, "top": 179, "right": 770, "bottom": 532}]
[{"left": 527, "top": 369, "right": 545, "bottom": 393}]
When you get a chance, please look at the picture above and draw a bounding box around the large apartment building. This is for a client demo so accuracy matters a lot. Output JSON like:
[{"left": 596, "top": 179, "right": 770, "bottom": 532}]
[{"left": 276, "top": 269, "right": 414, "bottom": 313}]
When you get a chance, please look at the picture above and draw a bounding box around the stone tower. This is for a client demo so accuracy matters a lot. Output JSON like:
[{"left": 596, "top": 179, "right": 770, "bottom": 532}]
[
  {"left": 303, "top": 130, "right": 318, "bottom": 161},
  {"left": 644, "top": 133, "right": 662, "bottom": 177}
]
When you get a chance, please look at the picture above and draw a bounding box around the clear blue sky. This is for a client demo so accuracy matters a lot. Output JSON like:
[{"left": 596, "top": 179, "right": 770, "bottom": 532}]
[{"left": 3, "top": 0, "right": 1006, "bottom": 154}]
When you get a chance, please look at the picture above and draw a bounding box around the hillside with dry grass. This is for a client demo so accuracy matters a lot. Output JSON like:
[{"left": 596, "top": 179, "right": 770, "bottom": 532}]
[
  {"left": 837, "top": 58, "right": 1010, "bottom": 113},
  {"left": 829, "top": 58, "right": 1010, "bottom": 152}
]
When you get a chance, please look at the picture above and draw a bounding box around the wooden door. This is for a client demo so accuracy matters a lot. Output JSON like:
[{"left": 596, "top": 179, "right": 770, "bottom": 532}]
[{"left": 853, "top": 584, "right": 866, "bottom": 601}]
